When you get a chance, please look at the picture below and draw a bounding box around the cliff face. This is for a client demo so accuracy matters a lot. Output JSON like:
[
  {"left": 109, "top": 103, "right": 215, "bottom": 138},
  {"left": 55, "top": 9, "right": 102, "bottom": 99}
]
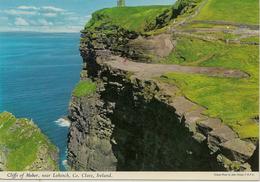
[
  {"left": 68, "top": 66, "right": 219, "bottom": 171},
  {"left": 0, "top": 112, "right": 58, "bottom": 171},
  {"left": 67, "top": 21, "right": 258, "bottom": 171}
]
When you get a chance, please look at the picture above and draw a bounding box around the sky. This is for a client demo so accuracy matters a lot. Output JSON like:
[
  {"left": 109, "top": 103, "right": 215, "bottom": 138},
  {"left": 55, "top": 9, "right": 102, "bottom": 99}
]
[{"left": 0, "top": 0, "right": 175, "bottom": 32}]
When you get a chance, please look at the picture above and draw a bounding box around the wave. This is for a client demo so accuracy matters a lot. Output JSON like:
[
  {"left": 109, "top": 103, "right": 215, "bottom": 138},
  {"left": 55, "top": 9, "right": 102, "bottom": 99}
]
[
  {"left": 54, "top": 118, "right": 70, "bottom": 128},
  {"left": 62, "top": 159, "right": 70, "bottom": 171}
]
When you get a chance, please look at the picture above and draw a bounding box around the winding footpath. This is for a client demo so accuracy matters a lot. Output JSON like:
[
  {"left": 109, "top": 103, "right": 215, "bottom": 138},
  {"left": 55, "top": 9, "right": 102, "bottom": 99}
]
[{"left": 105, "top": 56, "right": 249, "bottom": 79}]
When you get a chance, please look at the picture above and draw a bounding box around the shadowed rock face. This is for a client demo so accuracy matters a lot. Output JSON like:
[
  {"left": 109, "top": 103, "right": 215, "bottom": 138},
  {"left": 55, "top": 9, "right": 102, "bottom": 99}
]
[
  {"left": 98, "top": 69, "right": 219, "bottom": 171},
  {"left": 67, "top": 65, "right": 221, "bottom": 171},
  {"left": 247, "top": 144, "right": 259, "bottom": 171}
]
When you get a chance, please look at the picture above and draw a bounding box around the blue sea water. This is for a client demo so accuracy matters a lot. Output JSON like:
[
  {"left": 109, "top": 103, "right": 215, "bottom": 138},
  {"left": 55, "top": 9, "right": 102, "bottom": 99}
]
[{"left": 0, "top": 32, "right": 82, "bottom": 170}]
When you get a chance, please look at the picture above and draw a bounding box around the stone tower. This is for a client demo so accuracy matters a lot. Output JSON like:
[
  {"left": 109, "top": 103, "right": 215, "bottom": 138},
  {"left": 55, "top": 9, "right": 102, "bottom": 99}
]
[{"left": 117, "top": 0, "right": 125, "bottom": 7}]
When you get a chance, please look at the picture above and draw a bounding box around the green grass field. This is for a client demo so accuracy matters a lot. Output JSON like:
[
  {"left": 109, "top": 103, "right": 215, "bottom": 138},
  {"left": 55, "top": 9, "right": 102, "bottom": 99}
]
[
  {"left": 161, "top": 36, "right": 259, "bottom": 139},
  {"left": 86, "top": 5, "right": 171, "bottom": 32},
  {"left": 240, "top": 36, "right": 259, "bottom": 43},
  {"left": 0, "top": 112, "right": 58, "bottom": 170},
  {"left": 194, "top": 0, "right": 259, "bottom": 24},
  {"left": 162, "top": 73, "right": 259, "bottom": 139},
  {"left": 164, "top": 37, "right": 259, "bottom": 77},
  {"left": 73, "top": 80, "right": 96, "bottom": 97}
]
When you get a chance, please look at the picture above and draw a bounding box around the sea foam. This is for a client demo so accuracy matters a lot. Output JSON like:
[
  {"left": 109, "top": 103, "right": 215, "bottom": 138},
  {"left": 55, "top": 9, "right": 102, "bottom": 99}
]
[{"left": 54, "top": 118, "right": 71, "bottom": 127}]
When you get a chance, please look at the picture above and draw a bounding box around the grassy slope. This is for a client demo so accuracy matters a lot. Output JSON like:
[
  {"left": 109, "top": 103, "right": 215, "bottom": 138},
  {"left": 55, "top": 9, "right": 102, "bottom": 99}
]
[
  {"left": 240, "top": 36, "right": 259, "bottom": 43},
  {"left": 86, "top": 5, "right": 171, "bottom": 32},
  {"left": 195, "top": 0, "right": 259, "bottom": 24},
  {"left": 164, "top": 37, "right": 258, "bottom": 78},
  {"left": 161, "top": 0, "right": 259, "bottom": 139},
  {"left": 162, "top": 72, "right": 258, "bottom": 138},
  {"left": 73, "top": 80, "right": 96, "bottom": 98},
  {"left": 0, "top": 112, "right": 58, "bottom": 170}
]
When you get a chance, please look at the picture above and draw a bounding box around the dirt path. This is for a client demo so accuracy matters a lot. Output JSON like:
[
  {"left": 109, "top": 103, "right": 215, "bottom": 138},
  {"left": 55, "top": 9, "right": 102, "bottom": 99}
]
[
  {"left": 189, "top": 20, "right": 259, "bottom": 30},
  {"left": 105, "top": 56, "right": 249, "bottom": 79},
  {"left": 176, "top": 27, "right": 259, "bottom": 36},
  {"left": 173, "top": 29, "right": 259, "bottom": 45}
]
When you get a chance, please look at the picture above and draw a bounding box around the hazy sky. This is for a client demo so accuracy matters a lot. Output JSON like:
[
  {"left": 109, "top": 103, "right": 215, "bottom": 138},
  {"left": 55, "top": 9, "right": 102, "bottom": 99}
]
[{"left": 0, "top": 0, "right": 175, "bottom": 32}]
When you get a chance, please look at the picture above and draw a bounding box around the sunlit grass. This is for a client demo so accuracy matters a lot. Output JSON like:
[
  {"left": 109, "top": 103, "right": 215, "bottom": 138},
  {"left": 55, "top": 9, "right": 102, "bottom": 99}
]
[
  {"left": 161, "top": 72, "right": 259, "bottom": 139},
  {"left": 194, "top": 0, "right": 259, "bottom": 24},
  {"left": 0, "top": 112, "right": 58, "bottom": 170},
  {"left": 73, "top": 80, "right": 96, "bottom": 98},
  {"left": 85, "top": 5, "right": 171, "bottom": 32}
]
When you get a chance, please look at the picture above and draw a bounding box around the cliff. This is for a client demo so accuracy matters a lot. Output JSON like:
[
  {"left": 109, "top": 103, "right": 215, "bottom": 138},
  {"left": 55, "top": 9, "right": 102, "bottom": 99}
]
[
  {"left": 0, "top": 112, "right": 58, "bottom": 171},
  {"left": 67, "top": 0, "right": 259, "bottom": 171}
]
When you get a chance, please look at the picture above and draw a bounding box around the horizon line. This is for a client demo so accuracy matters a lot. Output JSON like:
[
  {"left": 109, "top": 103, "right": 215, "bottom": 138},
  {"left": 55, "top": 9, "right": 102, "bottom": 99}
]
[{"left": 0, "top": 30, "right": 82, "bottom": 33}]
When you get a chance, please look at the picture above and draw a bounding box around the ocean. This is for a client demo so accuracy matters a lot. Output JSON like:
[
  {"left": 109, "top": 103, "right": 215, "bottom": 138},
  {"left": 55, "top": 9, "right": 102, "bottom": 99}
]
[{"left": 0, "top": 32, "right": 82, "bottom": 170}]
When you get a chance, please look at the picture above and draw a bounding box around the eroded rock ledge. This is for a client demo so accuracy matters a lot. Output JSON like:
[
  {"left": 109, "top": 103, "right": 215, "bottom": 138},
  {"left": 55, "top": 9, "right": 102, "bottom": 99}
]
[{"left": 67, "top": 23, "right": 258, "bottom": 171}]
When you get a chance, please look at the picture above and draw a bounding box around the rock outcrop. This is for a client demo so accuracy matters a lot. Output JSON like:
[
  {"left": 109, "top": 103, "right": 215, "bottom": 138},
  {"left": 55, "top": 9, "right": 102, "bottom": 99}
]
[
  {"left": 0, "top": 112, "right": 59, "bottom": 171},
  {"left": 67, "top": 19, "right": 258, "bottom": 171}
]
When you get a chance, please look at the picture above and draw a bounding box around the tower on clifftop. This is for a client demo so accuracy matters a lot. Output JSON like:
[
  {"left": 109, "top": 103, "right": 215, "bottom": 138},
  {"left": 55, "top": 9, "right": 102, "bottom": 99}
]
[{"left": 117, "top": 0, "right": 125, "bottom": 7}]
